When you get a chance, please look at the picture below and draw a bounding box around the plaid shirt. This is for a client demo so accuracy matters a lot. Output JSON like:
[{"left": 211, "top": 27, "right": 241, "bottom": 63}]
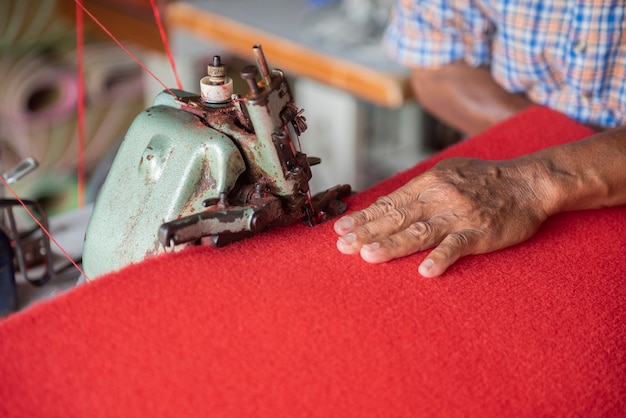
[{"left": 383, "top": 0, "right": 626, "bottom": 128}]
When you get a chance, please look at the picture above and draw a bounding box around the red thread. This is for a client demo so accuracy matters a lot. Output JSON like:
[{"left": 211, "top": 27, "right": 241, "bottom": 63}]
[
  {"left": 0, "top": 176, "right": 91, "bottom": 282},
  {"left": 73, "top": 0, "right": 178, "bottom": 98},
  {"left": 150, "top": 0, "right": 183, "bottom": 90},
  {"left": 76, "top": 0, "right": 86, "bottom": 208}
]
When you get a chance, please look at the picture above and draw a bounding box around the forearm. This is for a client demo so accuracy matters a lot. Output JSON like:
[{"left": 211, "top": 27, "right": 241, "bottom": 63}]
[
  {"left": 523, "top": 126, "right": 626, "bottom": 216},
  {"left": 411, "top": 61, "right": 534, "bottom": 135}
]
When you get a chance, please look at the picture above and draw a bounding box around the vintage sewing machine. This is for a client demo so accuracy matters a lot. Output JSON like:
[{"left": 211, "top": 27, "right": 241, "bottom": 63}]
[{"left": 82, "top": 45, "right": 351, "bottom": 278}]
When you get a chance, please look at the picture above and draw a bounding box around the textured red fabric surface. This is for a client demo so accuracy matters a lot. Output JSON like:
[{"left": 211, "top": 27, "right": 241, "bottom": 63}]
[{"left": 1, "top": 106, "right": 625, "bottom": 417}]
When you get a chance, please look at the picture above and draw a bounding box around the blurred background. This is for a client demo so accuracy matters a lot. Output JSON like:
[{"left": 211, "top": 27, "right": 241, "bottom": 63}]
[
  {"left": 1, "top": 0, "right": 146, "bottom": 212},
  {"left": 1, "top": 0, "right": 457, "bottom": 315},
  {"left": 1, "top": 0, "right": 150, "bottom": 313}
]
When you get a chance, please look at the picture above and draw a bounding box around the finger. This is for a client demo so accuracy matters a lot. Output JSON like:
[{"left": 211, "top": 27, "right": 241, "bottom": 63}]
[
  {"left": 334, "top": 183, "right": 423, "bottom": 235},
  {"left": 336, "top": 232, "right": 360, "bottom": 255},
  {"left": 358, "top": 220, "right": 443, "bottom": 263},
  {"left": 418, "top": 233, "right": 470, "bottom": 278},
  {"left": 333, "top": 215, "right": 355, "bottom": 235},
  {"left": 333, "top": 200, "right": 396, "bottom": 237},
  {"left": 337, "top": 203, "right": 429, "bottom": 254}
]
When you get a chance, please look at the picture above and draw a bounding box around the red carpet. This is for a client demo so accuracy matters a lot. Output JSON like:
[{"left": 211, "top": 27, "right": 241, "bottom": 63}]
[{"left": 1, "top": 106, "right": 625, "bottom": 417}]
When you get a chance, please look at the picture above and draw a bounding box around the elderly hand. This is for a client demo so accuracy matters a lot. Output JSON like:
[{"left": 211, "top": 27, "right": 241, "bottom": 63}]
[{"left": 334, "top": 157, "right": 553, "bottom": 278}]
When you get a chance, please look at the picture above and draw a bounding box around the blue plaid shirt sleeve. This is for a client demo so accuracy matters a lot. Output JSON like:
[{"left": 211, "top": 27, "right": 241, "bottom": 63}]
[
  {"left": 382, "top": 0, "right": 626, "bottom": 128},
  {"left": 382, "top": 0, "right": 495, "bottom": 69}
]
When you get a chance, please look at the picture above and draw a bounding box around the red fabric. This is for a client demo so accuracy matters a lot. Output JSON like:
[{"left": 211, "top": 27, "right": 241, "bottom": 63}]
[{"left": 1, "top": 106, "right": 625, "bottom": 417}]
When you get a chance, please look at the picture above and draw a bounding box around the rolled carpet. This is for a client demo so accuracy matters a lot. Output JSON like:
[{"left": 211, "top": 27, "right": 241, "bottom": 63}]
[{"left": 0, "top": 106, "right": 624, "bottom": 417}]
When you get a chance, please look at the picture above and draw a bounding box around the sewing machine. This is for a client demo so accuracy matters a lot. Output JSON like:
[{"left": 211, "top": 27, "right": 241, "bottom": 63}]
[{"left": 83, "top": 45, "right": 351, "bottom": 278}]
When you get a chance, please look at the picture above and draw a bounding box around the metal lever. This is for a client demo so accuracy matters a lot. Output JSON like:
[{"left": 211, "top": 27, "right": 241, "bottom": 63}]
[
  {"left": 2, "top": 157, "right": 38, "bottom": 185},
  {"left": 253, "top": 44, "right": 272, "bottom": 89}
]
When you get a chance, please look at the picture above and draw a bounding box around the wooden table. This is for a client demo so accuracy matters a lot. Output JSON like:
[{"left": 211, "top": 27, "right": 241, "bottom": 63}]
[{"left": 166, "top": 0, "right": 412, "bottom": 107}]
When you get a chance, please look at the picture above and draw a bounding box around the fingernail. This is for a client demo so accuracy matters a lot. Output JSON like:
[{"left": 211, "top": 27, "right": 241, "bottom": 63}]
[
  {"left": 335, "top": 217, "right": 354, "bottom": 231},
  {"left": 418, "top": 259, "right": 434, "bottom": 276},
  {"left": 362, "top": 242, "right": 380, "bottom": 252},
  {"left": 339, "top": 233, "right": 356, "bottom": 245}
]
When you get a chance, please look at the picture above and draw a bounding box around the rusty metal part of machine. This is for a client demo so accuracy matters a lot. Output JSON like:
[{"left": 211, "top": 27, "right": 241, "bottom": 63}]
[
  {"left": 1, "top": 157, "right": 53, "bottom": 316},
  {"left": 82, "top": 44, "right": 351, "bottom": 279}
]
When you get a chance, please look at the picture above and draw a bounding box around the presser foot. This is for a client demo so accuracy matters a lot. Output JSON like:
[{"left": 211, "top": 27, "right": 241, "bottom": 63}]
[{"left": 302, "top": 184, "right": 352, "bottom": 227}]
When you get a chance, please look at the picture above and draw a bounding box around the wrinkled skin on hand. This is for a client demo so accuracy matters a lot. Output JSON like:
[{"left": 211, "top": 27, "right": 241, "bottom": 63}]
[{"left": 334, "top": 157, "right": 551, "bottom": 278}]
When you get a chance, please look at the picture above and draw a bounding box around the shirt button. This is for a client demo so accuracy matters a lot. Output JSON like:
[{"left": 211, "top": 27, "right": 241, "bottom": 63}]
[{"left": 573, "top": 40, "right": 587, "bottom": 54}]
